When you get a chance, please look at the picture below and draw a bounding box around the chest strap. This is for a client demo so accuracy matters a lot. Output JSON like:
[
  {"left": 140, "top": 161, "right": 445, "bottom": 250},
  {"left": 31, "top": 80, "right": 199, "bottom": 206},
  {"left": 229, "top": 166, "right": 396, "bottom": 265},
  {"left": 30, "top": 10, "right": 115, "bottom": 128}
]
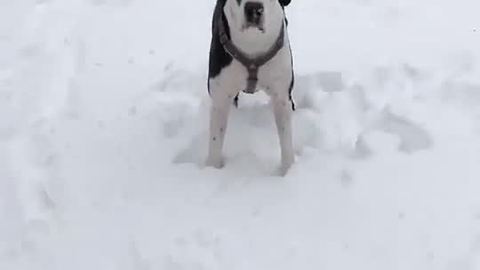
[{"left": 218, "top": 16, "right": 285, "bottom": 94}]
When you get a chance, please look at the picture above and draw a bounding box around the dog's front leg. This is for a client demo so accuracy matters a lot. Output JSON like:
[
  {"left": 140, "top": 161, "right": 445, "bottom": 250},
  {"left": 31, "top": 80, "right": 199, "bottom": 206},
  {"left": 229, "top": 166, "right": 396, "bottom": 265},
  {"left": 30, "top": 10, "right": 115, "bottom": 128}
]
[
  {"left": 271, "top": 92, "right": 295, "bottom": 175},
  {"left": 206, "top": 90, "right": 232, "bottom": 169}
]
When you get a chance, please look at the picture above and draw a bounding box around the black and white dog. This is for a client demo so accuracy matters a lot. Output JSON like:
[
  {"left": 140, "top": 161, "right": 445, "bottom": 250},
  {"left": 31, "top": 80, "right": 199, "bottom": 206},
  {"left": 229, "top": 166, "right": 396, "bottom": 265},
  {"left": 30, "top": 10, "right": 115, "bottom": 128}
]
[{"left": 207, "top": 0, "right": 294, "bottom": 175}]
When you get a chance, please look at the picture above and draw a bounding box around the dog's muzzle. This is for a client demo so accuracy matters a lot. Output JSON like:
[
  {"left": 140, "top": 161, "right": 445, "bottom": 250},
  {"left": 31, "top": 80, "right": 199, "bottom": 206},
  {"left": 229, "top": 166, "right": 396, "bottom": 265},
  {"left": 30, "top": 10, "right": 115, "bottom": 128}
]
[{"left": 244, "top": 2, "right": 264, "bottom": 27}]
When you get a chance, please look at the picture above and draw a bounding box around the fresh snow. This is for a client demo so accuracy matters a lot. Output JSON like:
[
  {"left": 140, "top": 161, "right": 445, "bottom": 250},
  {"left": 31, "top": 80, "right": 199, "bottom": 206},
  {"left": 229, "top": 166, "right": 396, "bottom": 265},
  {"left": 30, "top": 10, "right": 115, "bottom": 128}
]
[{"left": 1, "top": 0, "right": 480, "bottom": 269}]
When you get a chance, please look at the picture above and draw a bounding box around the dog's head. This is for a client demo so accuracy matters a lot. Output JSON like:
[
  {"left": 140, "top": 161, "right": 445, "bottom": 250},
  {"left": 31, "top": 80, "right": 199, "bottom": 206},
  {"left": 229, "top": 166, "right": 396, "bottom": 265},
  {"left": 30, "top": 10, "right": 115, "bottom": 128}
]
[{"left": 223, "top": 0, "right": 291, "bottom": 33}]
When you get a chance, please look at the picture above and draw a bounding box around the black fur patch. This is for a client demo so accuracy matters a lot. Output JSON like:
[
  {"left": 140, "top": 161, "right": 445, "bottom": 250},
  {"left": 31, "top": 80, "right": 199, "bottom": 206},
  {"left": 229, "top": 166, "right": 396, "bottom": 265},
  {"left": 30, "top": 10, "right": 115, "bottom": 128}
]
[{"left": 208, "top": 0, "right": 233, "bottom": 94}]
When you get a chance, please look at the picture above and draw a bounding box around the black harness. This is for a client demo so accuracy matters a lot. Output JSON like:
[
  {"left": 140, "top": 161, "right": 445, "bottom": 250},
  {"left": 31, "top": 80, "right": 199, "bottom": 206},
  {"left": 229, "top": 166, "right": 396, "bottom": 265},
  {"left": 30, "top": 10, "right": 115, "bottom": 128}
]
[{"left": 217, "top": 16, "right": 285, "bottom": 94}]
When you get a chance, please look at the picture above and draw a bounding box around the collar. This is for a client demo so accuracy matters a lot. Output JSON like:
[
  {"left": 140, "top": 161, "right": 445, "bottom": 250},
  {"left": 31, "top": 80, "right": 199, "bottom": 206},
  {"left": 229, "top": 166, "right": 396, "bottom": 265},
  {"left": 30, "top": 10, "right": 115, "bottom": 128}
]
[{"left": 217, "top": 15, "right": 285, "bottom": 94}]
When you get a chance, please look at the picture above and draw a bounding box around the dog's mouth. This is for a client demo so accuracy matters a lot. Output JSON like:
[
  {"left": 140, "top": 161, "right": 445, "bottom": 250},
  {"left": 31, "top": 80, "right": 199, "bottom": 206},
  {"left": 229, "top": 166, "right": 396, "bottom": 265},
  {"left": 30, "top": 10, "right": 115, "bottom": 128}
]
[{"left": 242, "top": 22, "right": 265, "bottom": 33}]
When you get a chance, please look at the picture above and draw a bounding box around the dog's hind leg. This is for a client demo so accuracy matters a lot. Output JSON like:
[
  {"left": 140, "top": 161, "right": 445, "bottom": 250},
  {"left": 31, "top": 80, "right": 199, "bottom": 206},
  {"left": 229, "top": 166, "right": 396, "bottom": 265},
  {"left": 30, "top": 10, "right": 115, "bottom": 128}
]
[{"left": 206, "top": 87, "right": 232, "bottom": 169}]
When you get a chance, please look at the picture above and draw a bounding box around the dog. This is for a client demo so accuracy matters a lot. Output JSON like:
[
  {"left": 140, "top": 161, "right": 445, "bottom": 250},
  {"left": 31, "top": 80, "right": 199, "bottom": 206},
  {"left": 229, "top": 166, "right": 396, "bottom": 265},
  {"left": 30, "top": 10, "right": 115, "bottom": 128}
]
[{"left": 206, "top": 0, "right": 294, "bottom": 175}]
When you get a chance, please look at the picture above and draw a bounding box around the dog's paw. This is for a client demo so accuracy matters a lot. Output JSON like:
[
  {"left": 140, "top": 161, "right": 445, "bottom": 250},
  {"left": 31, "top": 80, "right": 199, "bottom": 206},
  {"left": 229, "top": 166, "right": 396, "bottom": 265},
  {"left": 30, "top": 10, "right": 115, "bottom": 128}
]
[
  {"left": 205, "top": 157, "right": 225, "bottom": 169},
  {"left": 276, "top": 163, "right": 293, "bottom": 177},
  {"left": 276, "top": 156, "right": 295, "bottom": 176}
]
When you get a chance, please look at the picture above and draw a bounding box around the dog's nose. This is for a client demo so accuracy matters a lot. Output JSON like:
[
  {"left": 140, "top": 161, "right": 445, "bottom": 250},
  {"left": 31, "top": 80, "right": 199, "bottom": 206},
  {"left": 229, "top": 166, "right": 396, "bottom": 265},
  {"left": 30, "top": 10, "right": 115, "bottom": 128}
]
[{"left": 244, "top": 2, "right": 264, "bottom": 25}]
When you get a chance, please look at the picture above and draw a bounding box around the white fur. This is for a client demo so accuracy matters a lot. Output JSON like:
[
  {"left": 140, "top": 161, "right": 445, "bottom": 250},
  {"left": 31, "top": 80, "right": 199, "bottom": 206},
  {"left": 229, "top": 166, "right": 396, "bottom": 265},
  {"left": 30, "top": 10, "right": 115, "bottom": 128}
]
[
  {"left": 206, "top": 0, "right": 294, "bottom": 175},
  {"left": 224, "top": 0, "right": 285, "bottom": 55}
]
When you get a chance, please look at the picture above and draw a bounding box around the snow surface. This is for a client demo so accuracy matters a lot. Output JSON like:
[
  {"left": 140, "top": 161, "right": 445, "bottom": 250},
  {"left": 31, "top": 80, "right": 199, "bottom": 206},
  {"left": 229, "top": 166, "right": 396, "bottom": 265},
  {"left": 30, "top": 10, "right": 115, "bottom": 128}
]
[{"left": 1, "top": 0, "right": 480, "bottom": 269}]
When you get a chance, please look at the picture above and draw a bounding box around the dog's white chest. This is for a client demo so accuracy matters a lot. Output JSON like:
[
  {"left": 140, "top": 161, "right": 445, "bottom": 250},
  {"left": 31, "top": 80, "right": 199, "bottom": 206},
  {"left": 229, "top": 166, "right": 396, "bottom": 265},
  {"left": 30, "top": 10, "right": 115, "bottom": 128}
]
[{"left": 211, "top": 42, "right": 293, "bottom": 96}]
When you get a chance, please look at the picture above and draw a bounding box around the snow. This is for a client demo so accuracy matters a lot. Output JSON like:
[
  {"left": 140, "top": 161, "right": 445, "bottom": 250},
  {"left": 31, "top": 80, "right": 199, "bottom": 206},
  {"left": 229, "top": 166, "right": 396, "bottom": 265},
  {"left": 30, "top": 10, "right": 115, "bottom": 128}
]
[{"left": 1, "top": 0, "right": 480, "bottom": 269}]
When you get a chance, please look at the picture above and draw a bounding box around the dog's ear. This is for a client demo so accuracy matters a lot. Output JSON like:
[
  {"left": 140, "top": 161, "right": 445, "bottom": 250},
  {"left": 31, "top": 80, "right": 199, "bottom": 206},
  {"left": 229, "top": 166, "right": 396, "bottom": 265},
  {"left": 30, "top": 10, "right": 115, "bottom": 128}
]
[{"left": 279, "top": 0, "right": 291, "bottom": 6}]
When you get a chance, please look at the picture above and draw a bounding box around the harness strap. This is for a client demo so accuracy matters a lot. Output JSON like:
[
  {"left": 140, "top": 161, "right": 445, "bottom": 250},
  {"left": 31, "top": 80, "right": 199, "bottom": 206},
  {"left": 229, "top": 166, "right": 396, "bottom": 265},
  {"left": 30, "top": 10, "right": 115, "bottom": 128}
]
[{"left": 218, "top": 16, "right": 285, "bottom": 94}]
